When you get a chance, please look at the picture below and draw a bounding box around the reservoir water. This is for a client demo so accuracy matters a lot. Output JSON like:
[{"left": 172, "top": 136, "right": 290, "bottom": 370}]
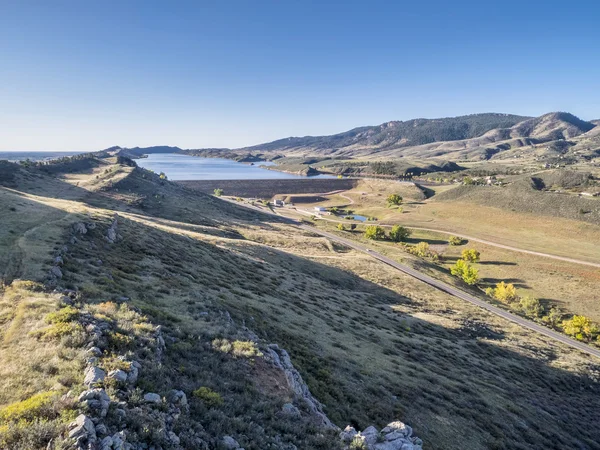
[{"left": 136, "top": 153, "right": 333, "bottom": 180}]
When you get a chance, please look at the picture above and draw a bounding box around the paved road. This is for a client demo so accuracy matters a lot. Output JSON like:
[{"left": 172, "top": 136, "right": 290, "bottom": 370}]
[{"left": 226, "top": 198, "right": 600, "bottom": 359}]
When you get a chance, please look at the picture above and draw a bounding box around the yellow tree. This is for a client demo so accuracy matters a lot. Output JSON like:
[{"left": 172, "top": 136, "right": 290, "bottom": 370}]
[
  {"left": 491, "top": 281, "right": 518, "bottom": 303},
  {"left": 461, "top": 248, "right": 480, "bottom": 262},
  {"left": 562, "top": 315, "right": 599, "bottom": 342}
]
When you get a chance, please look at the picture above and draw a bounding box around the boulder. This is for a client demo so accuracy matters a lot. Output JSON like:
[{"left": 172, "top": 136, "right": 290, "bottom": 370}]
[
  {"left": 127, "top": 362, "right": 140, "bottom": 384},
  {"left": 361, "top": 426, "right": 379, "bottom": 446},
  {"left": 166, "top": 389, "right": 187, "bottom": 407},
  {"left": 108, "top": 369, "right": 128, "bottom": 384},
  {"left": 68, "top": 414, "right": 96, "bottom": 444},
  {"left": 53, "top": 256, "right": 64, "bottom": 266},
  {"left": 87, "top": 347, "right": 103, "bottom": 357},
  {"left": 49, "top": 266, "right": 63, "bottom": 279},
  {"left": 168, "top": 431, "right": 181, "bottom": 445},
  {"left": 84, "top": 366, "right": 106, "bottom": 387},
  {"left": 340, "top": 425, "right": 358, "bottom": 443},
  {"left": 78, "top": 389, "right": 110, "bottom": 418},
  {"left": 143, "top": 392, "right": 161, "bottom": 404},
  {"left": 222, "top": 435, "right": 241, "bottom": 449},
  {"left": 281, "top": 402, "right": 300, "bottom": 418},
  {"left": 73, "top": 222, "right": 88, "bottom": 234}
]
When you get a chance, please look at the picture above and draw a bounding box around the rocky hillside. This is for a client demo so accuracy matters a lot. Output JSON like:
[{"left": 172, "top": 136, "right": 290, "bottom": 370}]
[{"left": 2, "top": 157, "right": 600, "bottom": 450}]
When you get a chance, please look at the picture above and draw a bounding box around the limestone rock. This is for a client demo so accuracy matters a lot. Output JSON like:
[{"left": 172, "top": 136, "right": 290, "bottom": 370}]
[
  {"left": 73, "top": 222, "right": 88, "bottom": 234},
  {"left": 49, "top": 266, "right": 63, "bottom": 279},
  {"left": 84, "top": 366, "right": 106, "bottom": 387},
  {"left": 281, "top": 402, "right": 300, "bottom": 418},
  {"left": 143, "top": 392, "right": 161, "bottom": 404},
  {"left": 78, "top": 388, "right": 110, "bottom": 418},
  {"left": 127, "top": 362, "right": 140, "bottom": 384},
  {"left": 264, "top": 344, "right": 337, "bottom": 429},
  {"left": 341, "top": 421, "right": 422, "bottom": 450},
  {"left": 340, "top": 426, "right": 358, "bottom": 443},
  {"left": 108, "top": 369, "right": 128, "bottom": 384},
  {"left": 87, "top": 347, "right": 103, "bottom": 357},
  {"left": 106, "top": 216, "right": 119, "bottom": 243},
  {"left": 222, "top": 435, "right": 241, "bottom": 449},
  {"left": 166, "top": 389, "right": 187, "bottom": 407},
  {"left": 68, "top": 414, "right": 96, "bottom": 445}
]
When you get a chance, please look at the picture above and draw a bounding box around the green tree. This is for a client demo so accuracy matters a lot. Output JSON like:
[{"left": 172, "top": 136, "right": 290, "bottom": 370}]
[
  {"left": 159, "top": 172, "right": 167, "bottom": 180},
  {"left": 562, "top": 315, "right": 599, "bottom": 342},
  {"left": 389, "top": 225, "right": 411, "bottom": 242},
  {"left": 213, "top": 188, "right": 223, "bottom": 197},
  {"left": 364, "top": 225, "right": 386, "bottom": 240},
  {"left": 518, "top": 296, "right": 543, "bottom": 318},
  {"left": 542, "top": 307, "right": 563, "bottom": 328},
  {"left": 387, "top": 194, "right": 403, "bottom": 206},
  {"left": 349, "top": 224, "right": 357, "bottom": 231},
  {"left": 461, "top": 248, "right": 480, "bottom": 262}
]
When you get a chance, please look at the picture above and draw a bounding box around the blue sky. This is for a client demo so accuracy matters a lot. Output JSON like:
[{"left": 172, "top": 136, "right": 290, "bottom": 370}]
[{"left": 1, "top": 0, "right": 599, "bottom": 151}]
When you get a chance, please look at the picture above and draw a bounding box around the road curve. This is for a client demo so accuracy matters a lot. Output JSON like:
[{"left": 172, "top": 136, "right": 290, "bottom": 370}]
[{"left": 225, "top": 198, "right": 600, "bottom": 360}]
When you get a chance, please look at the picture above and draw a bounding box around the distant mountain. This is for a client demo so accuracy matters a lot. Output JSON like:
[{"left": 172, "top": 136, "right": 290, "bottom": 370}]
[
  {"left": 237, "top": 112, "right": 598, "bottom": 161},
  {"left": 98, "top": 112, "right": 598, "bottom": 163},
  {"left": 240, "top": 113, "right": 530, "bottom": 155},
  {"left": 99, "top": 146, "right": 183, "bottom": 158}
]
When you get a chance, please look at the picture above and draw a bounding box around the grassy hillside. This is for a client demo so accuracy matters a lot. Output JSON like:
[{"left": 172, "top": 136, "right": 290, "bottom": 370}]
[{"left": 1, "top": 158, "right": 600, "bottom": 449}]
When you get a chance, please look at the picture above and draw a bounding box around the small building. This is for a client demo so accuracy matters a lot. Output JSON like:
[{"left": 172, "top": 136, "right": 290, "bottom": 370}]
[
  {"left": 272, "top": 199, "right": 285, "bottom": 207},
  {"left": 314, "top": 207, "right": 326, "bottom": 212}
]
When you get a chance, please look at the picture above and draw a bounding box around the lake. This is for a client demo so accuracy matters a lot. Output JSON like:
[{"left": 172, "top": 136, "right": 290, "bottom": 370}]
[{"left": 135, "top": 153, "right": 333, "bottom": 180}]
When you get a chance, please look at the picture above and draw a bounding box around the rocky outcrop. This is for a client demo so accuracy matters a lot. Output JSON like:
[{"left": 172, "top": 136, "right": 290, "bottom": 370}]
[
  {"left": 264, "top": 344, "right": 337, "bottom": 429},
  {"left": 105, "top": 216, "right": 119, "bottom": 243},
  {"left": 68, "top": 414, "right": 96, "bottom": 448},
  {"left": 340, "top": 421, "right": 423, "bottom": 450},
  {"left": 84, "top": 366, "right": 106, "bottom": 387}
]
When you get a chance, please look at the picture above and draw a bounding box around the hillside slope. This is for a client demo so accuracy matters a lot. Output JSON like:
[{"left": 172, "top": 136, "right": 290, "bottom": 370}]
[{"left": 1, "top": 157, "right": 600, "bottom": 450}]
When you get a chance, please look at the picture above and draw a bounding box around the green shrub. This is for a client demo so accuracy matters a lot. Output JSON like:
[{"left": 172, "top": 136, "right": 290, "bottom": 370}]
[
  {"left": 0, "top": 391, "right": 57, "bottom": 423},
  {"left": 45, "top": 306, "right": 79, "bottom": 324},
  {"left": 31, "top": 322, "right": 84, "bottom": 341},
  {"left": 192, "top": 387, "right": 224, "bottom": 408}
]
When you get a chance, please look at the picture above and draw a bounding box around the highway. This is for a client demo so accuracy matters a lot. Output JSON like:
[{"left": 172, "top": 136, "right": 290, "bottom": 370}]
[{"left": 226, "top": 198, "right": 600, "bottom": 359}]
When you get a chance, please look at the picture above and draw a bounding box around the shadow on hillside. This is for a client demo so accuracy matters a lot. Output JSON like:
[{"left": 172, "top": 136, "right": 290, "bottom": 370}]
[
  {"left": 481, "top": 277, "right": 529, "bottom": 289},
  {"left": 478, "top": 260, "right": 518, "bottom": 266}
]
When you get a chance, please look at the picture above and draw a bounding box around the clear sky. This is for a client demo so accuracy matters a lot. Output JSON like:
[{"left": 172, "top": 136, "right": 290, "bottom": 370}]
[{"left": 1, "top": 0, "right": 599, "bottom": 151}]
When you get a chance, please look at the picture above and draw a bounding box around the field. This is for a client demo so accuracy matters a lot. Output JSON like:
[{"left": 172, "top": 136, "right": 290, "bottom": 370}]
[{"left": 1, "top": 159, "right": 600, "bottom": 449}]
